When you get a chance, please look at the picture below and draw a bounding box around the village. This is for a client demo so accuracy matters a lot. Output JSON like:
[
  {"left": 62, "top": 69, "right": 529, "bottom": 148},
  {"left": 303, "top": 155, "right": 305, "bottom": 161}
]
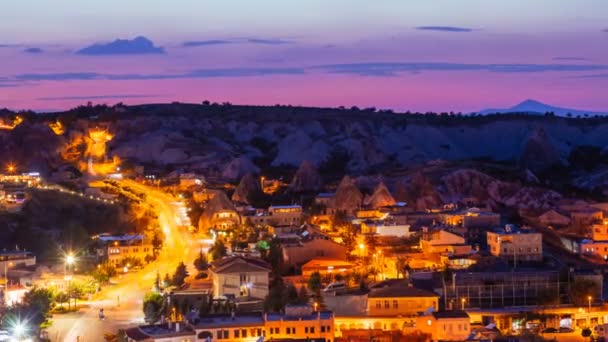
[{"left": 3, "top": 155, "right": 608, "bottom": 342}]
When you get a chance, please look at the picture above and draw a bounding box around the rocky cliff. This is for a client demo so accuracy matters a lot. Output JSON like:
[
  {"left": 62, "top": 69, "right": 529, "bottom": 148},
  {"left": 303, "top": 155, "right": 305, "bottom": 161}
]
[{"left": 4, "top": 104, "right": 608, "bottom": 183}]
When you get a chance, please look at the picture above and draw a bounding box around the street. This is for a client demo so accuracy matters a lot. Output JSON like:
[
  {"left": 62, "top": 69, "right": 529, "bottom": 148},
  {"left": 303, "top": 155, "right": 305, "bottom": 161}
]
[{"left": 46, "top": 179, "right": 199, "bottom": 341}]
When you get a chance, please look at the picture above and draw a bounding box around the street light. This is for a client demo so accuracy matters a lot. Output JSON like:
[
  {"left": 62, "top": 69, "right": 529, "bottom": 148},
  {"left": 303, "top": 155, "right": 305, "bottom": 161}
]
[
  {"left": 588, "top": 295, "right": 593, "bottom": 327},
  {"left": 461, "top": 298, "right": 467, "bottom": 310},
  {"left": 12, "top": 321, "right": 25, "bottom": 338},
  {"left": 313, "top": 302, "right": 318, "bottom": 312}
]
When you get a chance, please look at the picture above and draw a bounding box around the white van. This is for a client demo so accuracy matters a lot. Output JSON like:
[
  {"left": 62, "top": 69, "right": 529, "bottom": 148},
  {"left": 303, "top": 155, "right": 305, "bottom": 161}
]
[{"left": 323, "top": 282, "right": 346, "bottom": 294}]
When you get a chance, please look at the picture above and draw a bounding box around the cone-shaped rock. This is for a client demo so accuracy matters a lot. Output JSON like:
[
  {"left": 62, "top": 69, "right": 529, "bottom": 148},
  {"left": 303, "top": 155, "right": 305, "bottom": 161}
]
[
  {"left": 333, "top": 175, "right": 363, "bottom": 213},
  {"left": 198, "top": 191, "right": 239, "bottom": 231},
  {"left": 232, "top": 173, "right": 263, "bottom": 204},
  {"left": 365, "top": 182, "right": 396, "bottom": 208},
  {"left": 290, "top": 160, "right": 322, "bottom": 192}
]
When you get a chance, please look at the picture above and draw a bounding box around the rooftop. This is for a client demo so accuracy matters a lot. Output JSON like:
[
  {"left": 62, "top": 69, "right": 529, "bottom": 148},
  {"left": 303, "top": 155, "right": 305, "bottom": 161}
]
[
  {"left": 212, "top": 255, "right": 271, "bottom": 274},
  {"left": 368, "top": 280, "right": 438, "bottom": 298},
  {"left": 490, "top": 224, "right": 538, "bottom": 235},
  {"left": 192, "top": 313, "right": 265, "bottom": 329},
  {"left": 432, "top": 310, "right": 470, "bottom": 319},
  {"left": 124, "top": 324, "right": 195, "bottom": 341}
]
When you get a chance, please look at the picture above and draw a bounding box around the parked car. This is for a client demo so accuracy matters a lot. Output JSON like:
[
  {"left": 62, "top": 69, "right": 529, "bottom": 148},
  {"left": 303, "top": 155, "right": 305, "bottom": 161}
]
[{"left": 322, "top": 282, "right": 346, "bottom": 294}]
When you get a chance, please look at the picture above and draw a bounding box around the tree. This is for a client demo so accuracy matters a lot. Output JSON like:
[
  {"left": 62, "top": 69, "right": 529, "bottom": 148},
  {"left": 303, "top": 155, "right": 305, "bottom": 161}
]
[
  {"left": 570, "top": 278, "right": 600, "bottom": 306},
  {"left": 286, "top": 283, "right": 298, "bottom": 305},
  {"left": 266, "top": 238, "right": 284, "bottom": 274},
  {"left": 119, "top": 256, "right": 143, "bottom": 268},
  {"left": 92, "top": 262, "right": 117, "bottom": 284},
  {"left": 143, "top": 292, "right": 164, "bottom": 324},
  {"left": 54, "top": 291, "right": 69, "bottom": 308},
  {"left": 153, "top": 271, "right": 161, "bottom": 293},
  {"left": 297, "top": 286, "right": 309, "bottom": 305},
  {"left": 171, "top": 262, "right": 189, "bottom": 287},
  {"left": 308, "top": 272, "right": 322, "bottom": 292},
  {"left": 194, "top": 250, "right": 209, "bottom": 272},
  {"left": 264, "top": 277, "right": 287, "bottom": 312},
  {"left": 163, "top": 273, "right": 171, "bottom": 288},
  {"left": 209, "top": 239, "right": 227, "bottom": 261}
]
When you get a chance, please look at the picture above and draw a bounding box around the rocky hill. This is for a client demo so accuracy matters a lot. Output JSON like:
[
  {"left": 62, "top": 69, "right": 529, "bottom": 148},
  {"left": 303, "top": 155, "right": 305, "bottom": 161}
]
[{"left": 3, "top": 103, "right": 608, "bottom": 188}]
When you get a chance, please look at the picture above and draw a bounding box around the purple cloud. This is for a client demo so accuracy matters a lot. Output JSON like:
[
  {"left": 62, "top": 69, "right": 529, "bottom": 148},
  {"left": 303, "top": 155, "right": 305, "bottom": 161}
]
[
  {"left": 552, "top": 57, "right": 589, "bottom": 61},
  {"left": 37, "top": 94, "right": 163, "bottom": 101},
  {"left": 23, "top": 47, "right": 43, "bottom": 54},
  {"left": 76, "top": 36, "right": 165, "bottom": 55},
  {"left": 415, "top": 26, "right": 473, "bottom": 32},
  {"left": 318, "top": 62, "right": 608, "bottom": 76},
  {"left": 182, "top": 40, "right": 232, "bottom": 47}
]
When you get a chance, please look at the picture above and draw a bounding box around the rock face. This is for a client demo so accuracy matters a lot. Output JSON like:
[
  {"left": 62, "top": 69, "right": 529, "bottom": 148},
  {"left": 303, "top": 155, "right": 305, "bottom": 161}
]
[
  {"left": 221, "top": 156, "right": 259, "bottom": 180},
  {"left": 333, "top": 175, "right": 363, "bottom": 213},
  {"left": 8, "top": 104, "right": 608, "bottom": 180},
  {"left": 231, "top": 173, "right": 262, "bottom": 204},
  {"left": 395, "top": 167, "right": 562, "bottom": 212},
  {"left": 519, "top": 128, "right": 562, "bottom": 173},
  {"left": 290, "top": 160, "right": 322, "bottom": 192},
  {"left": 364, "top": 182, "right": 396, "bottom": 208}
]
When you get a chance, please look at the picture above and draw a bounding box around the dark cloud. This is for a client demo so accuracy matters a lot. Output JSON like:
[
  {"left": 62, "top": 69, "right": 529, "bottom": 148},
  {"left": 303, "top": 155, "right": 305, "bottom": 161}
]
[
  {"left": 23, "top": 47, "right": 43, "bottom": 54},
  {"left": 37, "top": 94, "right": 163, "bottom": 101},
  {"left": 10, "top": 67, "right": 305, "bottom": 83},
  {"left": 415, "top": 26, "right": 473, "bottom": 32},
  {"left": 15, "top": 72, "right": 100, "bottom": 81},
  {"left": 182, "top": 37, "right": 294, "bottom": 47},
  {"left": 182, "top": 40, "right": 232, "bottom": 47},
  {"left": 316, "top": 62, "right": 608, "bottom": 76},
  {"left": 552, "top": 57, "right": 589, "bottom": 61},
  {"left": 602, "top": 29, "right": 608, "bottom": 32},
  {"left": 76, "top": 36, "right": 165, "bottom": 55},
  {"left": 245, "top": 38, "right": 294, "bottom": 45},
  {"left": 568, "top": 74, "right": 608, "bottom": 79}
]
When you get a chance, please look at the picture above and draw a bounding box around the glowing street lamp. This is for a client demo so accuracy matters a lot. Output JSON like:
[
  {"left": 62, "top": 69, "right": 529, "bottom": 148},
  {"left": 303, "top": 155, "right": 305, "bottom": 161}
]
[
  {"left": 461, "top": 298, "right": 467, "bottom": 310},
  {"left": 65, "top": 254, "right": 75, "bottom": 266},
  {"left": 313, "top": 302, "right": 318, "bottom": 312},
  {"left": 12, "top": 321, "right": 26, "bottom": 339}
]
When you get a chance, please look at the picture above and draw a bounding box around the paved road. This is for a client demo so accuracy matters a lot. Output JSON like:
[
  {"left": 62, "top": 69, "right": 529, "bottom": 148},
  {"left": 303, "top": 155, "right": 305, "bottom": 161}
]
[{"left": 47, "top": 179, "right": 199, "bottom": 341}]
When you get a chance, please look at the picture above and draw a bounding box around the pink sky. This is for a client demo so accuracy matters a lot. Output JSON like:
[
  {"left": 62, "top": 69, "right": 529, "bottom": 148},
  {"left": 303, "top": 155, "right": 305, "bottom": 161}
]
[{"left": 1, "top": 1, "right": 608, "bottom": 112}]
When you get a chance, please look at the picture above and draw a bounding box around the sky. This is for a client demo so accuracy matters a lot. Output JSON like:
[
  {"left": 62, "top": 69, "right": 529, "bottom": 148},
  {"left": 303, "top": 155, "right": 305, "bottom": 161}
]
[{"left": 1, "top": 0, "right": 608, "bottom": 112}]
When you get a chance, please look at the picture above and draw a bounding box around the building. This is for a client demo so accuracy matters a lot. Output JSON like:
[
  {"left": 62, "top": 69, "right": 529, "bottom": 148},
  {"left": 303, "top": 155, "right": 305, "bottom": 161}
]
[
  {"left": 416, "top": 311, "right": 470, "bottom": 342},
  {"left": 301, "top": 258, "right": 355, "bottom": 278},
  {"left": 420, "top": 229, "right": 472, "bottom": 256},
  {"left": 283, "top": 237, "right": 348, "bottom": 267},
  {"left": 94, "top": 234, "right": 154, "bottom": 267},
  {"left": 538, "top": 209, "right": 571, "bottom": 226},
  {"left": 360, "top": 221, "right": 411, "bottom": 238},
  {"left": 0, "top": 250, "right": 36, "bottom": 272},
  {"left": 126, "top": 306, "right": 334, "bottom": 342},
  {"left": 125, "top": 322, "right": 195, "bottom": 342},
  {"left": 486, "top": 224, "right": 542, "bottom": 262},
  {"left": 444, "top": 269, "right": 565, "bottom": 309},
  {"left": 367, "top": 280, "right": 438, "bottom": 317},
  {"left": 210, "top": 256, "right": 271, "bottom": 299},
  {"left": 268, "top": 205, "right": 303, "bottom": 226},
  {"left": 441, "top": 208, "right": 500, "bottom": 229},
  {"left": 570, "top": 208, "right": 603, "bottom": 225},
  {"left": 198, "top": 191, "right": 241, "bottom": 233}
]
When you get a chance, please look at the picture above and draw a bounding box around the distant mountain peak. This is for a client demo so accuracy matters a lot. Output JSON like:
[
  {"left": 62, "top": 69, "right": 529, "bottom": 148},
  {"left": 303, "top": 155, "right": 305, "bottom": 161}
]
[
  {"left": 516, "top": 99, "right": 545, "bottom": 106},
  {"left": 479, "top": 99, "right": 606, "bottom": 117}
]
